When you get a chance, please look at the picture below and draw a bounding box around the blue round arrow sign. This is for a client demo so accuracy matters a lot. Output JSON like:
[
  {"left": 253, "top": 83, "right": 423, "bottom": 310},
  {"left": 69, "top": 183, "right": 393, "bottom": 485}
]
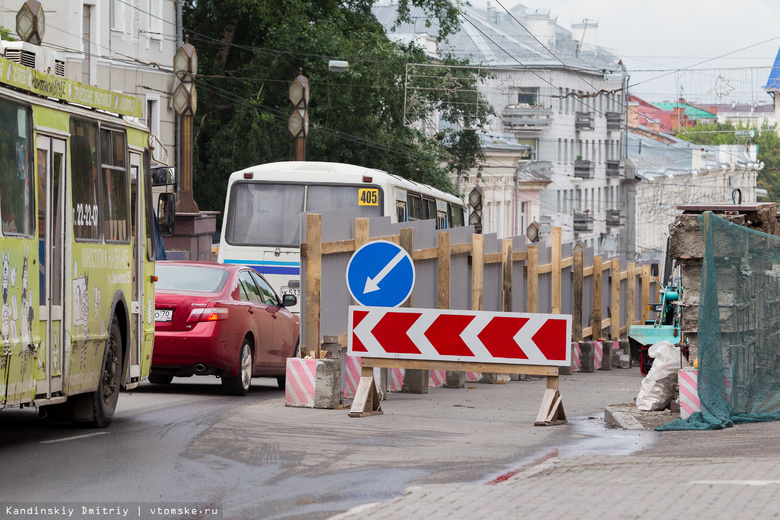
[{"left": 346, "top": 240, "right": 415, "bottom": 307}]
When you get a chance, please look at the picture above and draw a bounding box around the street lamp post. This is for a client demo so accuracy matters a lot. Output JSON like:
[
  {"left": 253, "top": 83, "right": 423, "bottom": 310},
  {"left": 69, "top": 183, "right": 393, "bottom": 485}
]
[
  {"left": 288, "top": 71, "right": 309, "bottom": 161},
  {"left": 172, "top": 36, "right": 199, "bottom": 213}
]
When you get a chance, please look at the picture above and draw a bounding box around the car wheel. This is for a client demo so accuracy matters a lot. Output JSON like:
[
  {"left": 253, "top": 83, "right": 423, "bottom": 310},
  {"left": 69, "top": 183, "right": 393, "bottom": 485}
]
[
  {"left": 148, "top": 374, "right": 173, "bottom": 385},
  {"left": 222, "top": 339, "right": 252, "bottom": 396},
  {"left": 90, "top": 316, "right": 122, "bottom": 427}
]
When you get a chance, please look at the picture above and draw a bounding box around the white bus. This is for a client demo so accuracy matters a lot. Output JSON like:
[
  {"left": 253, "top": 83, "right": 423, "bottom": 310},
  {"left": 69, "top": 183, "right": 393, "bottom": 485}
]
[{"left": 217, "top": 161, "right": 466, "bottom": 310}]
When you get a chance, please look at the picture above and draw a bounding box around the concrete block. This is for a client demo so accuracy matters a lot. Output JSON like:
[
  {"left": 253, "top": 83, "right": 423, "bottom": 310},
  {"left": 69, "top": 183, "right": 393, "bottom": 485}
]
[
  {"left": 597, "top": 341, "right": 612, "bottom": 371},
  {"left": 619, "top": 354, "right": 631, "bottom": 369},
  {"left": 285, "top": 358, "right": 341, "bottom": 409},
  {"left": 443, "top": 371, "right": 465, "bottom": 389},
  {"left": 579, "top": 342, "right": 595, "bottom": 373},
  {"left": 401, "top": 369, "right": 429, "bottom": 394}
]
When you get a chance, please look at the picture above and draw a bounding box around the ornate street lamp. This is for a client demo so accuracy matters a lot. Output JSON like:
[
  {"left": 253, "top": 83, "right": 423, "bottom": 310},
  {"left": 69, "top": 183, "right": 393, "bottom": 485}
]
[
  {"left": 172, "top": 36, "right": 199, "bottom": 213},
  {"left": 16, "top": 0, "right": 45, "bottom": 45},
  {"left": 288, "top": 71, "right": 309, "bottom": 161}
]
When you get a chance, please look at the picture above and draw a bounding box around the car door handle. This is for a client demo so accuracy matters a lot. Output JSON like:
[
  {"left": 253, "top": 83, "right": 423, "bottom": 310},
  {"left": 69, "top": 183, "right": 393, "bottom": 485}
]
[{"left": 248, "top": 309, "right": 254, "bottom": 315}]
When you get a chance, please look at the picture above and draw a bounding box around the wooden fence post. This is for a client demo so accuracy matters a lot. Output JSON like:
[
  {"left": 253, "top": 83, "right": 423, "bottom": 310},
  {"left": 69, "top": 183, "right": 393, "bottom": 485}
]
[
  {"left": 355, "top": 218, "right": 369, "bottom": 249},
  {"left": 305, "top": 213, "right": 322, "bottom": 359},
  {"left": 641, "top": 264, "right": 651, "bottom": 324},
  {"left": 592, "top": 256, "right": 602, "bottom": 340},
  {"left": 627, "top": 262, "right": 636, "bottom": 328},
  {"left": 572, "top": 250, "right": 583, "bottom": 342},
  {"left": 471, "top": 234, "right": 484, "bottom": 311},
  {"left": 438, "top": 231, "right": 451, "bottom": 309},
  {"left": 611, "top": 258, "right": 620, "bottom": 340},
  {"left": 552, "top": 228, "right": 562, "bottom": 314},
  {"left": 502, "top": 238, "right": 512, "bottom": 312},
  {"left": 527, "top": 245, "right": 539, "bottom": 313},
  {"left": 400, "top": 227, "right": 414, "bottom": 308}
]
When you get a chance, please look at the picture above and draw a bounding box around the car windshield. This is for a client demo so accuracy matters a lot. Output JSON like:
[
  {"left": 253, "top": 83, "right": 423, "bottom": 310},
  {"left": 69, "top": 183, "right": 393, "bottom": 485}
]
[{"left": 156, "top": 265, "right": 229, "bottom": 292}]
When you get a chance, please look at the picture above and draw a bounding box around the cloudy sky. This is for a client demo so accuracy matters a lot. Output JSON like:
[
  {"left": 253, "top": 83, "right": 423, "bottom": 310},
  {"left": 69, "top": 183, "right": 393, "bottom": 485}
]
[{"left": 473, "top": 0, "right": 780, "bottom": 104}]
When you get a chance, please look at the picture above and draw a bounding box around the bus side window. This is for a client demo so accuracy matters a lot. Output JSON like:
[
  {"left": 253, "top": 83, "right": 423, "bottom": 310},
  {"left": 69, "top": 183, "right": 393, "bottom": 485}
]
[
  {"left": 396, "top": 202, "right": 406, "bottom": 222},
  {"left": 423, "top": 198, "right": 436, "bottom": 222},
  {"left": 407, "top": 193, "right": 422, "bottom": 221},
  {"left": 448, "top": 204, "right": 465, "bottom": 228},
  {"left": 437, "top": 211, "right": 448, "bottom": 229}
]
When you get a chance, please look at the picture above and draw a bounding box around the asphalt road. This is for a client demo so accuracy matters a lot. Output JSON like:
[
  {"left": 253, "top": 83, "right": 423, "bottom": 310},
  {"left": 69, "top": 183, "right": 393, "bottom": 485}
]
[{"left": 0, "top": 369, "right": 661, "bottom": 520}]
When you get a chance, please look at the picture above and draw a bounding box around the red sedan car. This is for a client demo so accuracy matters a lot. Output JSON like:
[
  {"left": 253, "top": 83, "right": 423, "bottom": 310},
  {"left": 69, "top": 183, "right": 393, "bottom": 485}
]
[{"left": 150, "top": 261, "right": 300, "bottom": 395}]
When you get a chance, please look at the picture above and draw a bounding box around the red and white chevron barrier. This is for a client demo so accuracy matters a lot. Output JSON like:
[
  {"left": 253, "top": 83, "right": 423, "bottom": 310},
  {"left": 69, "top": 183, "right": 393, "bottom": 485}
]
[
  {"left": 349, "top": 306, "right": 572, "bottom": 367},
  {"left": 679, "top": 368, "right": 700, "bottom": 419}
]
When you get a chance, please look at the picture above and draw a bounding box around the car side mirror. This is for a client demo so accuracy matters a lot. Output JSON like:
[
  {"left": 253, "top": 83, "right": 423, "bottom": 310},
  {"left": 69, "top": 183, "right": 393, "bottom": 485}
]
[
  {"left": 282, "top": 294, "right": 297, "bottom": 307},
  {"left": 157, "top": 193, "right": 176, "bottom": 237}
]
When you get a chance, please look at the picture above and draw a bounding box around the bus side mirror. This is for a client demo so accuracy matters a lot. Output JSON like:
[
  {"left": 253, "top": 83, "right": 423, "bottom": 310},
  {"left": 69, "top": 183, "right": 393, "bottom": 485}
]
[
  {"left": 151, "top": 167, "right": 176, "bottom": 186},
  {"left": 157, "top": 193, "right": 176, "bottom": 237}
]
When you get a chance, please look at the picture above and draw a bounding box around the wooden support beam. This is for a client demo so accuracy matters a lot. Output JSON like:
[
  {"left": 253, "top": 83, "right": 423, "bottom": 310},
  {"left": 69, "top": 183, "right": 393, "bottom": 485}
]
[
  {"left": 527, "top": 245, "right": 539, "bottom": 313},
  {"left": 592, "top": 256, "right": 602, "bottom": 340},
  {"left": 361, "top": 357, "right": 559, "bottom": 376},
  {"left": 572, "top": 250, "right": 584, "bottom": 342},
  {"left": 471, "top": 234, "right": 484, "bottom": 311},
  {"left": 535, "top": 375, "right": 567, "bottom": 426},
  {"left": 305, "top": 213, "right": 322, "bottom": 359},
  {"left": 552, "top": 227, "right": 562, "bottom": 314},
  {"left": 348, "top": 366, "right": 383, "bottom": 418},
  {"left": 611, "top": 258, "right": 620, "bottom": 340}
]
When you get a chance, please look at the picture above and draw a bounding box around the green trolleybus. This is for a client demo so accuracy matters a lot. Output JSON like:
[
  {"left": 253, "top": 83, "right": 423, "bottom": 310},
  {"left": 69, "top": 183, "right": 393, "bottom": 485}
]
[{"left": 0, "top": 54, "right": 163, "bottom": 426}]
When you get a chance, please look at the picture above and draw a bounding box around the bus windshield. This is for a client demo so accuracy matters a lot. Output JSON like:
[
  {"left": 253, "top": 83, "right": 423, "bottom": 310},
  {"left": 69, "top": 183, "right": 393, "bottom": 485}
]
[{"left": 225, "top": 182, "right": 382, "bottom": 247}]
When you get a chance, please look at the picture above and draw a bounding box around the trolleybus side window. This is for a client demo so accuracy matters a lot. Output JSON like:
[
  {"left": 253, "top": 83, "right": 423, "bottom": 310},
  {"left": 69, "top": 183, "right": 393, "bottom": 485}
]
[
  {"left": 70, "top": 119, "right": 101, "bottom": 241},
  {"left": 449, "top": 203, "right": 465, "bottom": 228},
  {"left": 0, "top": 99, "right": 34, "bottom": 237},
  {"left": 100, "top": 128, "right": 129, "bottom": 242}
]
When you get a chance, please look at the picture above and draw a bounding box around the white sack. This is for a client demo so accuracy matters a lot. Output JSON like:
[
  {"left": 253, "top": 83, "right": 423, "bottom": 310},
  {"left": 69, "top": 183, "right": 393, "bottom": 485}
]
[{"left": 635, "top": 340, "right": 686, "bottom": 411}]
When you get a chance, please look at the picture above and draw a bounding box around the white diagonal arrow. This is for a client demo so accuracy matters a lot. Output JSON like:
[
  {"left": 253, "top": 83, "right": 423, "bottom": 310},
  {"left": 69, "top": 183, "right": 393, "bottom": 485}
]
[{"left": 364, "top": 250, "right": 406, "bottom": 294}]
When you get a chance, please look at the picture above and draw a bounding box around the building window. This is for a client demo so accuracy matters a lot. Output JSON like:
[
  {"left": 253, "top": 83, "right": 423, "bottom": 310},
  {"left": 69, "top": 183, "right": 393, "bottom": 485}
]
[
  {"left": 82, "top": 5, "right": 91, "bottom": 84},
  {"left": 148, "top": 0, "right": 163, "bottom": 39},
  {"left": 516, "top": 87, "right": 539, "bottom": 106},
  {"left": 557, "top": 138, "right": 562, "bottom": 164}
]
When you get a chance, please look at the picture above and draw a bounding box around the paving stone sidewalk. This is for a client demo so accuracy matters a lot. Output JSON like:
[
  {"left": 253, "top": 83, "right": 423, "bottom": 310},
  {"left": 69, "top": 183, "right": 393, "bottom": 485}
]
[{"left": 331, "top": 455, "right": 780, "bottom": 519}]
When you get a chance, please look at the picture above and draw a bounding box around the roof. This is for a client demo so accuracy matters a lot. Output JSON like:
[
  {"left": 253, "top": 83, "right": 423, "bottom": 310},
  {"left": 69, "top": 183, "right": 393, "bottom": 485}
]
[
  {"left": 651, "top": 102, "right": 717, "bottom": 119},
  {"left": 627, "top": 131, "right": 758, "bottom": 181},
  {"left": 372, "top": 2, "right": 621, "bottom": 72},
  {"left": 764, "top": 45, "right": 780, "bottom": 91}
]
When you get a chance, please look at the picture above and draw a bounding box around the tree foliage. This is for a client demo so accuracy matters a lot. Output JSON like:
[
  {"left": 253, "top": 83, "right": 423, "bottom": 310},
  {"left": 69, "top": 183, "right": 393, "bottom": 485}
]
[
  {"left": 183, "top": 0, "right": 492, "bottom": 217},
  {"left": 675, "top": 122, "right": 780, "bottom": 201}
]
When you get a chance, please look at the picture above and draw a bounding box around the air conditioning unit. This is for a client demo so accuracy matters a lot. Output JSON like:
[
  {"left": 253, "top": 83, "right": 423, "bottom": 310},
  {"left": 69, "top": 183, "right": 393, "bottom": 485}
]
[{"left": 0, "top": 40, "right": 65, "bottom": 77}]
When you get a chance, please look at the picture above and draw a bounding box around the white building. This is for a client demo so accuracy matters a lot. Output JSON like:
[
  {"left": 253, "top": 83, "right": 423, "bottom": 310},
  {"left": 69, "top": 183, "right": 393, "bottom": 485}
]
[
  {"left": 0, "top": 0, "right": 178, "bottom": 166},
  {"left": 374, "top": 2, "right": 628, "bottom": 252},
  {"left": 627, "top": 132, "right": 760, "bottom": 260}
]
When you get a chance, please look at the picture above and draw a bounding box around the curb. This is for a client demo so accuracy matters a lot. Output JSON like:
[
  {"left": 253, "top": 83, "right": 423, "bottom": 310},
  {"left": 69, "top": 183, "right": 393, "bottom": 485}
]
[{"left": 604, "top": 405, "right": 645, "bottom": 430}]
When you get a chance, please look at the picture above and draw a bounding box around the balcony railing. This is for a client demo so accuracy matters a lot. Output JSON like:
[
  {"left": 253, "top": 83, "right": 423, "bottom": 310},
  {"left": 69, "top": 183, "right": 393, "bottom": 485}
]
[
  {"left": 501, "top": 104, "right": 552, "bottom": 130},
  {"left": 607, "top": 209, "right": 621, "bottom": 227},
  {"left": 573, "top": 212, "right": 593, "bottom": 233},
  {"left": 606, "top": 159, "right": 624, "bottom": 178},
  {"left": 606, "top": 111, "right": 623, "bottom": 131},
  {"left": 575, "top": 111, "right": 594, "bottom": 130},
  {"left": 574, "top": 159, "right": 594, "bottom": 179}
]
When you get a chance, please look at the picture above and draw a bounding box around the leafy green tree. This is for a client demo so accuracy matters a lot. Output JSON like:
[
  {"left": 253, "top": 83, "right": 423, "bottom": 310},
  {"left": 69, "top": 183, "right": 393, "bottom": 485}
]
[
  {"left": 183, "top": 0, "right": 492, "bottom": 218},
  {"left": 675, "top": 122, "right": 780, "bottom": 201}
]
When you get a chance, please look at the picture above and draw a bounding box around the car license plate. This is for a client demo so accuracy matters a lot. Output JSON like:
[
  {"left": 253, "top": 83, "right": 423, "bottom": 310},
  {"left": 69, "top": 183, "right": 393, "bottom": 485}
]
[
  {"left": 283, "top": 289, "right": 301, "bottom": 298},
  {"left": 155, "top": 309, "right": 173, "bottom": 322}
]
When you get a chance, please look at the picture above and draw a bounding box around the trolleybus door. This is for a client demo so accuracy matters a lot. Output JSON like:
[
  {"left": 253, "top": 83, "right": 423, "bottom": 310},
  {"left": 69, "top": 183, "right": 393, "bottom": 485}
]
[{"left": 36, "top": 135, "right": 66, "bottom": 397}]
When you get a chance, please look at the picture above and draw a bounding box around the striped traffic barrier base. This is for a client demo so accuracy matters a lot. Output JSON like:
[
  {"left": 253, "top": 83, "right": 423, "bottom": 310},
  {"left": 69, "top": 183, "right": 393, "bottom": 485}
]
[
  {"left": 465, "top": 372, "right": 482, "bottom": 382},
  {"left": 679, "top": 368, "right": 700, "bottom": 419},
  {"left": 594, "top": 341, "right": 604, "bottom": 370},
  {"left": 572, "top": 342, "right": 582, "bottom": 372},
  {"left": 429, "top": 370, "right": 446, "bottom": 388},
  {"left": 285, "top": 358, "right": 318, "bottom": 407},
  {"left": 389, "top": 367, "right": 405, "bottom": 392}
]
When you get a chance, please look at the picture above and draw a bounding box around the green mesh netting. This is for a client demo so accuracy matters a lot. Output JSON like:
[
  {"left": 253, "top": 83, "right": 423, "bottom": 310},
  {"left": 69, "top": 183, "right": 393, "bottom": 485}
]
[{"left": 658, "top": 211, "right": 780, "bottom": 431}]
